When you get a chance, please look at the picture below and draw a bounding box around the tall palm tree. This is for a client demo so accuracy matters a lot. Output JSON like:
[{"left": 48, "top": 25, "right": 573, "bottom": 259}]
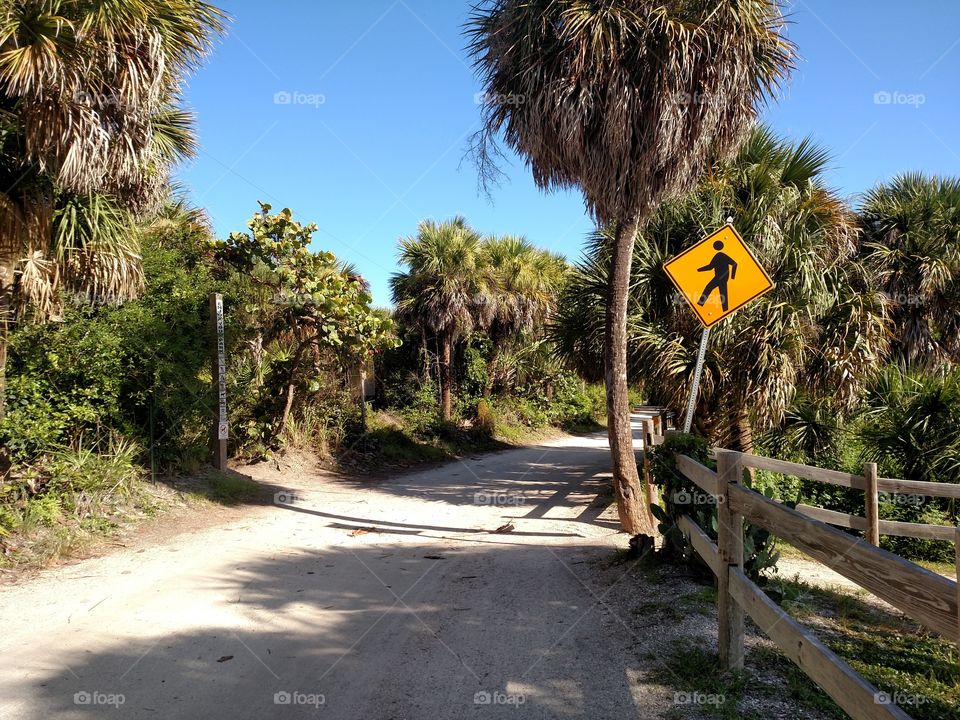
[
  {"left": 481, "top": 235, "right": 567, "bottom": 396},
  {"left": 391, "top": 217, "right": 489, "bottom": 421},
  {"left": 466, "top": 0, "right": 795, "bottom": 534},
  {"left": 859, "top": 173, "right": 960, "bottom": 367},
  {"left": 552, "top": 126, "right": 889, "bottom": 452},
  {"left": 0, "top": 0, "right": 225, "bottom": 416}
]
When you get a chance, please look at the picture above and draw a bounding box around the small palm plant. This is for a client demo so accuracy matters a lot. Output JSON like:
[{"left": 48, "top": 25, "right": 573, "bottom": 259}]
[{"left": 391, "top": 218, "right": 490, "bottom": 421}]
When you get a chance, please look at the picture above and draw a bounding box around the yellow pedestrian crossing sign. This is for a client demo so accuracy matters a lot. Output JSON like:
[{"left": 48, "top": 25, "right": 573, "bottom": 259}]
[{"left": 663, "top": 224, "right": 774, "bottom": 327}]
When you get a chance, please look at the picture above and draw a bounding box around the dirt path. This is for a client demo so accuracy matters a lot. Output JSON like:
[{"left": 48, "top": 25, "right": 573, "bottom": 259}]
[{"left": 0, "top": 423, "right": 686, "bottom": 720}]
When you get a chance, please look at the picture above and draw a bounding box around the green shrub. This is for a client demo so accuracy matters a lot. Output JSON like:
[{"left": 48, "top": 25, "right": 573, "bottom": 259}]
[{"left": 650, "top": 433, "right": 779, "bottom": 581}]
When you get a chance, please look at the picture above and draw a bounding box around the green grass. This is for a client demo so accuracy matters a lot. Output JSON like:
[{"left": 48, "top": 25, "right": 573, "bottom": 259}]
[
  {"left": 653, "top": 641, "right": 758, "bottom": 720},
  {"left": 187, "top": 472, "right": 268, "bottom": 504},
  {"left": 760, "top": 577, "right": 960, "bottom": 719}
]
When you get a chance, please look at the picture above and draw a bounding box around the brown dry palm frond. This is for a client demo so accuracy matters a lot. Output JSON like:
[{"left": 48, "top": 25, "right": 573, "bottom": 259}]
[
  {"left": 0, "top": 0, "right": 224, "bottom": 200},
  {"left": 551, "top": 126, "right": 887, "bottom": 445},
  {"left": 0, "top": 0, "right": 225, "bottom": 327},
  {"left": 466, "top": 0, "right": 796, "bottom": 225}
]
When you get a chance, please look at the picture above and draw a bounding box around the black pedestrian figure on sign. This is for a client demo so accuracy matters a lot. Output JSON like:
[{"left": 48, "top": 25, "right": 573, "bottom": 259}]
[{"left": 697, "top": 241, "right": 737, "bottom": 312}]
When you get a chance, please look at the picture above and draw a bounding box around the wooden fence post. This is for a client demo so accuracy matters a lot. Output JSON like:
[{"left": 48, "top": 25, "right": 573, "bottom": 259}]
[
  {"left": 864, "top": 462, "right": 879, "bottom": 546},
  {"left": 955, "top": 528, "right": 960, "bottom": 646},
  {"left": 209, "top": 293, "right": 227, "bottom": 471},
  {"left": 641, "top": 419, "right": 659, "bottom": 532},
  {"left": 716, "top": 450, "right": 745, "bottom": 670}
]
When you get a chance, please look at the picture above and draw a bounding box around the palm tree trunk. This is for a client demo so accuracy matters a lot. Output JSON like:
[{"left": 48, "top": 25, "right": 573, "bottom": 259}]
[
  {"left": 483, "top": 346, "right": 499, "bottom": 398},
  {"left": 733, "top": 405, "right": 754, "bottom": 454},
  {"left": 440, "top": 331, "right": 453, "bottom": 421},
  {"left": 604, "top": 214, "right": 653, "bottom": 536}
]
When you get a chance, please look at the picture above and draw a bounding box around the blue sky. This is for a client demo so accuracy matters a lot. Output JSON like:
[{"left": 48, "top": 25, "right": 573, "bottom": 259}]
[{"left": 176, "top": 0, "right": 960, "bottom": 307}]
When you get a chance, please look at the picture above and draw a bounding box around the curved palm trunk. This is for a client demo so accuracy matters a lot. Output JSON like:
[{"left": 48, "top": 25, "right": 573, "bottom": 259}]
[
  {"left": 604, "top": 215, "right": 653, "bottom": 536},
  {"left": 440, "top": 331, "right": 453, "bottom": 421},
  {"left": 733, "top": 405, "right": 753, "bottom": 455}
]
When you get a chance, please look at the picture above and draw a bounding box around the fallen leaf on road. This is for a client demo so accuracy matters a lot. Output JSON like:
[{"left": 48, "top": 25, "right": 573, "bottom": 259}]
[
  {"left": 217, "top": 655, "right": 233, "bottom": 663},
  {"left": 491, "top": 523, "right": 515, "bottom": 534},
  {"left": 423, "top": 555, "right": 445, "bottom": 560},
  {"left": 349, "top": 526, "right": 380, "bottom": 536}
]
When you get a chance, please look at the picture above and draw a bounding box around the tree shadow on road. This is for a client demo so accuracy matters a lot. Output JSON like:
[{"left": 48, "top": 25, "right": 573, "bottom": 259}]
[{"left": 16, "top": 543, "right": 664, "bottom": 720}]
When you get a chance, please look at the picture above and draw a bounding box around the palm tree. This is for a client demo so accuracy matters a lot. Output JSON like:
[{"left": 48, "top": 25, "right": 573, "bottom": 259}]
[
  {"left": 552, "top": 126, "right": 889, "bottom": 453},
  {"left": 391, "top": 218, "right": 489, "bottom": 421},
  {"left": 859, "top": 173, "right": 960, "bottom": 367},
  {"left": 467, "top": 0, "right": 795, "bottom": 534},
  {"left": 481, "top": 235, "right": 567, "bottom": 396},
  {"left": 0, "top": 0, "right": 225, "bottom": 416}
]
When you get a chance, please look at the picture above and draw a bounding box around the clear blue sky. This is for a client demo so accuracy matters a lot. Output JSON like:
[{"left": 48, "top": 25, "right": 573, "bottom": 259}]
[{"left": 176, "top": 0, "right": 960, "bottom": 307}]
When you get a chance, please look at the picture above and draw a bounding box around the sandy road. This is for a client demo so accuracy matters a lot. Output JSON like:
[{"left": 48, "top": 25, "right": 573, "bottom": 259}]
[{"left": 0, "top": 421, "right": 668, "bottom": 720}]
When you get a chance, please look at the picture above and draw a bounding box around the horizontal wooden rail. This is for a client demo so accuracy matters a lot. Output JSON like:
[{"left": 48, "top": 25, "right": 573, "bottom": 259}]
[
  {"left": 733, "top": 452, "right": 866, "bottom": 490},
  {"left": 878, "top": 477, "right": 960, "bottom": 500},
  {"left": 728, "top": 567, "right": 911, "bottom": 720},
  {"left": 678, "top": 515, "right": 720, "bottom": 576},
  {"left": 730, "top": 483, "right": 959, "bottom": 640},
  {"left": 796, "top": 504, "right": 958, "bottom": 541},
  {"left": 675, "top": 454, "right": 718, "bottom": 496}
]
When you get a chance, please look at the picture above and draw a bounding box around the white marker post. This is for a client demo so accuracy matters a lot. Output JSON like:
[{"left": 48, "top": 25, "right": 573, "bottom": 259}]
[
  {"left": 210, "top": 293, "right": 228, "bottom": 469},
  {"left": 682, "top": 327, "right": 711, "bottom": 433}
]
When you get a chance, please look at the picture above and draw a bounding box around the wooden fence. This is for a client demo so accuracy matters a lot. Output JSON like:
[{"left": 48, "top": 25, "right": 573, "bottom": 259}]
[{"left": 639, "top": 426, "right": 960, "bottom": 720}]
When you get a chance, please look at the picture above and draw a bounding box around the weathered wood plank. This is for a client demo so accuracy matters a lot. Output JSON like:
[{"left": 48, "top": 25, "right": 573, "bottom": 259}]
[
  {"left": 796, "top": 504, "right": 957, "bottom": 541},
  {"left": 678, "top": 515, "right": 720, "bottom": 577},
  {"left": 716, "top": 451, "right": 745, "bottom": 671},
  {"left": 877, "top": 477, "right": 960, "bottom": 500},
  {"left": 735, "top": 452, "right": 866, "bottom": 490},
  {"left": 728, "top": 568, "right": 912, "bottom": 720},
  {"left": 729, "top": 483, "right": 959, "bottom": 641},
  {"left": 865, "top": 462, "right": 880, "bottom": 546},
  {"left": 879, "top": 519, "right": 957, "bottom": 542},
  {"left": 675, "top": 454, "right": 719, "bottom": 496},
  {"left": 796, "top": 504, "right": 866, "bottom": 530}
]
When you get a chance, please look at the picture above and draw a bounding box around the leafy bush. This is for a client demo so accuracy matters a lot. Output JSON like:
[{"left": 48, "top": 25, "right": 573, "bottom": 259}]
[{"left": 650, "top": 433, "right": 779, "bottom": 581}]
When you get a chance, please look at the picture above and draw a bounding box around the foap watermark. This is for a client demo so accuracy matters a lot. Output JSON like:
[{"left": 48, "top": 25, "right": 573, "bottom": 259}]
[
  {"left": 74, "top": 691, "right": 125, "bottom": 708},
  {"left": 879, "top": 291, "right": 923, "bottom": 306},
  {"left": 74, "top": 90, "right": 131, "bottom": 110},
  {"left": 673, "top": 690, "right": 725, "bottom": 706},
  {"left": 671, "top": 90, "right": 721, "bottom": 107},
  {"left": 474, "top": 491, "right": 526, "bottom": 507},
  {"left": 874, "top": 690, "right": 928, "bottom": 707},
  {"left": 672, "top": 490, "right": 724, "bottom": 506},
  {"left": 473, "top": 91, "right": 525, "bottom": 106},
  {"left": 473, "top": 690, "right": 525, "bottom": 706},
  {"left": 273, "top": 90, "right": 326, "bottom": 108},
  {"left": 274, "top": 690, "right": 325, "bottom": 707},
  {"left": 878, "top": 492, "right": 925, "bottom": 507},
  {"left": 274, "top": 490, "right": 302, "bottom": 506},
  {"left": 873, "top": 90, "right": 925, "bottom": 108}
]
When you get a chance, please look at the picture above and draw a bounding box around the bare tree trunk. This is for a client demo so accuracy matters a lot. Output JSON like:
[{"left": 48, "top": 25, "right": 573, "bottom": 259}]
[
  {"left": 421, "top": 329, "right": 431, "bottom": 383},
  {"left": 440, "top": 332, "right": 453, "bottom": 421},
  {"left": 604, "top": 214, "right": 653, "bottom": 536},
  {"left": 483, "top": 345, "right": 499, "bottom": 399},
  {"left": 0, "top": 260, "right": 13, "bottom": 424}
]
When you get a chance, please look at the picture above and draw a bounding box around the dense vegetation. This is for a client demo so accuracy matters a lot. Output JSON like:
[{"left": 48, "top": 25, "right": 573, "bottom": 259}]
[
  {"left": 555, "top": 129, "right": 960, "bottom": 560},
  {"left": 0, "top": 0, "right": 956, "bottom": 570}
]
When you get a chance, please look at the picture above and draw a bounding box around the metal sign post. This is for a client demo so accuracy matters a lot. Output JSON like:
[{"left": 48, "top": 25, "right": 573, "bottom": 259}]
[
  {"left": 210, "top": 293, "right": 228, "bottom": 469},
  {"left": 664, "top": 222, "right": 773, "bottom": 435},
  {"left": 682, "top": 327, "right": 711, "bottom": 433}
]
